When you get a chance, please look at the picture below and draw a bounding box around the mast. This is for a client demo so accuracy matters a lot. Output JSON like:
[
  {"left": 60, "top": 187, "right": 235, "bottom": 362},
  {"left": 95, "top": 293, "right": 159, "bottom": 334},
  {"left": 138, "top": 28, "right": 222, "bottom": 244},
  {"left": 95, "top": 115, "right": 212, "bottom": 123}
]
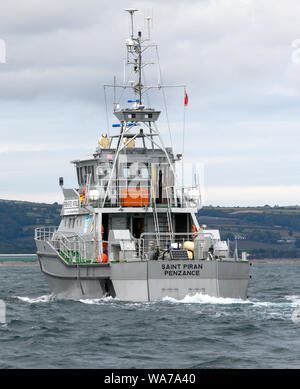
[
  {"left": 124, "top": 8, "right": 144, "bottom": 106},
  {"left": 99, "top": 9, "right": 198, "bottom": 214},
  {"left": 137, "top": 30, "right": 142, "bottom": 105}
]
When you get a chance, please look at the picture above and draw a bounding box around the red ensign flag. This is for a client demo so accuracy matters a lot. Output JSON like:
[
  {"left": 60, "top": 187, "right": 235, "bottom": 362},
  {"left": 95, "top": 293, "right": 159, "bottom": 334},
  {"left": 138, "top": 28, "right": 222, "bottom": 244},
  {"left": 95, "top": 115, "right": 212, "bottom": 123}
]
[{"left": 184, "top": 90, "right": 188, "bottom": 106}]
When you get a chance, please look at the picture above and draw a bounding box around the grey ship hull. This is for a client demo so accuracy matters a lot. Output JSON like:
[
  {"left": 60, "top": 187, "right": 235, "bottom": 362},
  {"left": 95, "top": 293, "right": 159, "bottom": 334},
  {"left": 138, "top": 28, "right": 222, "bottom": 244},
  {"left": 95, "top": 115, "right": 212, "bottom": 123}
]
[{"left": 37, "top": 241, "right": 250, "bottom": 301}]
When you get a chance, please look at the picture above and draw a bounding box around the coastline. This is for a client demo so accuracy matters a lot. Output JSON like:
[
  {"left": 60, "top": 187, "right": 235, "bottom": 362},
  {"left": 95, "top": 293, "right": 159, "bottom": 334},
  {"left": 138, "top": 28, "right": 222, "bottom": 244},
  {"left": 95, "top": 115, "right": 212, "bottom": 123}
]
[
  {"left": 249, "top": 258, "right": 300, "bottom": 264},
  {"left": 1, "top": 259, "right": 300, "bottom": 266},
  {"left": 0, "top": 254, "right": 38, "bottom": 265},
  {"left": 0, "top": 261, "right": 39, "bottom": 266}
]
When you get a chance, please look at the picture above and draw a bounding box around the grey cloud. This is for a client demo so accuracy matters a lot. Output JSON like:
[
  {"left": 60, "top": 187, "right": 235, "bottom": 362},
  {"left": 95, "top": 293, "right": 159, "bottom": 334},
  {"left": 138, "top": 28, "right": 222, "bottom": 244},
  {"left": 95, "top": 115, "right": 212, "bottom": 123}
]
[
  {"left": 1, "top": 0, "right": 300, "bottom": 103},
  {"left": 1, "top": 0, "right": 300, "bottom": 204},
  {"left": 0, "top": 0, "right": 104, "bottom": 34}
]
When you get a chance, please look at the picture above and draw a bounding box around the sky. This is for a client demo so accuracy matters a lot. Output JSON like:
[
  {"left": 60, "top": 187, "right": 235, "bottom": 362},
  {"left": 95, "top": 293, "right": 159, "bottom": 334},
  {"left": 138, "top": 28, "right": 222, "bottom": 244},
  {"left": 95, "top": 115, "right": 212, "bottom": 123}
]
[{"left": 1, "top": 0, "right": 300, "bottom": 206}]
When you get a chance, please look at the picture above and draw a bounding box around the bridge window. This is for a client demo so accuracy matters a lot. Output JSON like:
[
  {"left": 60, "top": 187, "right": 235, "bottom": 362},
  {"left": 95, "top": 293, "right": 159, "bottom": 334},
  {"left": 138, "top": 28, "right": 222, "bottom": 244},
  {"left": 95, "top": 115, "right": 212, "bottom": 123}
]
[{"left": 139, "top": 164, "right": 149, "bottom": 178}]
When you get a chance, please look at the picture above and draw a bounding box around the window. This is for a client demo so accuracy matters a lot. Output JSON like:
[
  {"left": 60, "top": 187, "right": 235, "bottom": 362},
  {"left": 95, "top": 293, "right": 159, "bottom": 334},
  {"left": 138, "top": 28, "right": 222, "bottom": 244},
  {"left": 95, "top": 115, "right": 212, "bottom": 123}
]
[
  {"left": 76, "top": 168, "right": 80, "bottom": 185},
  {"left": 84, "top": 166, "right": 88, "bottom": 184},
  {"left": 139, "top": 165, "right": 149, "bottom": 178},
  {"left": 123, "top": 166, "right": 130, "bottom": 178},
  {"left": 91, "top": 166, "right": 95, "bottom": 184},
  {"left": 79, "top": 167, "right": 83, "bottom": 185}
]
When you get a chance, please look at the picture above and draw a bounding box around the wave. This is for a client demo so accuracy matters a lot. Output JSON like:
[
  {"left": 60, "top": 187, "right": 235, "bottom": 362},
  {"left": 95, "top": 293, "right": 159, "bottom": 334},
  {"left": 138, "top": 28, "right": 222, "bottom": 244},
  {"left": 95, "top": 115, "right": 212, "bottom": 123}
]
[
  {"left": 285, "top": 295, "right": 300, "bottom": 306},
  {"left": 162, "top": 293, "right": 252, "bottom": 305},
  {"left": 79, "top": 296, "right": 119, "bottom": 305},
  {"left": 162, "top": 293, "right": 300, "bottom": 309},
  {"left": 13, "top": 294, "right": 56, "bottom": 304},
  {"left": 13, "top": 292, "right": 300, "bottom": 313}
]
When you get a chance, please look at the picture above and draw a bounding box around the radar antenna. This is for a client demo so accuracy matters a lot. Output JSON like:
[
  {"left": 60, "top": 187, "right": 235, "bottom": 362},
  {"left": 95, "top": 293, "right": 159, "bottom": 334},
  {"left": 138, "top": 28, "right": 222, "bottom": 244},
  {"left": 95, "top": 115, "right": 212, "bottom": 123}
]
[{"left": 125, "top": 8, "right": 138, "bottom": 38}]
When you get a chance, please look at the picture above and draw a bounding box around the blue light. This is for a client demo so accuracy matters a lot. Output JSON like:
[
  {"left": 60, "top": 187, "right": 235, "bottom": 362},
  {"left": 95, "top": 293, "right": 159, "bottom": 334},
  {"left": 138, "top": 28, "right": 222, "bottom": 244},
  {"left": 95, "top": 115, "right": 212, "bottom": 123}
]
[
  {"left": 127, "top": 123, "right": 135, "bottom": 126},
  {"left": 128, "top": 99, "right": 139, "bottom": 103},
  {"left": 112, "top": 124, "right": 121, "bottom": 127}
]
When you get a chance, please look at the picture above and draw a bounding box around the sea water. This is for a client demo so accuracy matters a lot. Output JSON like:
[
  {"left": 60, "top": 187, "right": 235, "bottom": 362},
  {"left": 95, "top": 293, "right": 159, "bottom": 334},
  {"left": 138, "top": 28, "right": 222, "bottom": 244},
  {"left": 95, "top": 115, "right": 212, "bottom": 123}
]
[{"left": 0, "top": 263, "right": 300, "bottom": 369}]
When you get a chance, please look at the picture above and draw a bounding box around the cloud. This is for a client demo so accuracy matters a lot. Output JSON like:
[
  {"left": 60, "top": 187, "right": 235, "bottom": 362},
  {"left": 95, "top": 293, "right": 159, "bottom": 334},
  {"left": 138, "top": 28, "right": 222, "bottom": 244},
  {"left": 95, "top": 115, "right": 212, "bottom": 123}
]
[
  {"left": 1, "top": 0, "right": 299, "bottom": 101},
  {"left": 0, "top": 141, "right": 93, "bottom": 153},
  {"left": 1, "top": 0, "right": 300, "bottom": 205},
  {"left": 0, "top": 191, "right": 63, "bottom": 204},
  {"left": 203, "top": 185, "right": 300, "bottom": 207},
  {"left": 0, "top": 0, "right": 103, "bottom": 34}
]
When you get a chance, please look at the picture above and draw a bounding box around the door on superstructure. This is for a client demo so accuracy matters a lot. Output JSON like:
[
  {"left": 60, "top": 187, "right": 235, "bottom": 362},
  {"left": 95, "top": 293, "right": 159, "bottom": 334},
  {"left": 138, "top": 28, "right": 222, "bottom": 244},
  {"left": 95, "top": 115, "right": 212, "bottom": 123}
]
[
  {"left": 102, "top": 214, "right": 108, "bottom": 241},
  {"left": 175, "top": 213, "right": 188, "bottom": 234},
  {"left": 132, "top": 217, "right": 145, "bottom": 239},
  {"left": 153, "top": 163, "right": 171, "bottom": 205}
]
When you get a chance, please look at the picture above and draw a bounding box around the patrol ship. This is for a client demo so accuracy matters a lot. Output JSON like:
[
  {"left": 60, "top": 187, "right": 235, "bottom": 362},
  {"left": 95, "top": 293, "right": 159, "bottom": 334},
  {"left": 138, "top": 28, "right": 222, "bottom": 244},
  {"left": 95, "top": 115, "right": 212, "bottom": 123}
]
[{"left": 34, "top": 9, "right": 250, "bottom": 301}]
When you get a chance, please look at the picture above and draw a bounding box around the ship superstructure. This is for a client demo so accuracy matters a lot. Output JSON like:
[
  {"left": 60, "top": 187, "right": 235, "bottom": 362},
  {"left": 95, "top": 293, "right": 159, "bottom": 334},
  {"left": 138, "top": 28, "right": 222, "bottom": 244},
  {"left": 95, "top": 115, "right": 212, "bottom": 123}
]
[{"left": 35, "top": 9, "right": 250, "bottom": 301}]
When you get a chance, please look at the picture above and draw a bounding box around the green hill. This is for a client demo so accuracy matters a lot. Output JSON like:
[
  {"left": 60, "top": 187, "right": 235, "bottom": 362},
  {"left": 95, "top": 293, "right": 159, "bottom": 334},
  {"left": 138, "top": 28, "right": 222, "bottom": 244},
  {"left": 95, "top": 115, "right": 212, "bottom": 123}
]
[
  {"left": 197, "top": 205, "right": 300, "bottom": 259},
  {"left": 0, "top": 199, "right": 61, "bottom": 253}
]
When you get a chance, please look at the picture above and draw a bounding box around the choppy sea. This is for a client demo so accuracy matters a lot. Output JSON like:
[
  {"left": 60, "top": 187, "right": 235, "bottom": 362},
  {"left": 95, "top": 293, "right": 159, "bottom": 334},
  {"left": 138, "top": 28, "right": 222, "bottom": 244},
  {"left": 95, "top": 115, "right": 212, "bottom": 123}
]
[{"left": 0, "top": 262, "right": 300, "bottom": 369}]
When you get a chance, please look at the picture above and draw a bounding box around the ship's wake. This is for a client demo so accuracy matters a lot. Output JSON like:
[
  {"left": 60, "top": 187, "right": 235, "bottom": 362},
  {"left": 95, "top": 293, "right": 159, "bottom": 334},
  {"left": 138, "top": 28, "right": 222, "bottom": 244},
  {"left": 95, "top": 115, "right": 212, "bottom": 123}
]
[
  {"left": 162, "top": 293, "right": 300, "bottom": 309},
  {"left": 162, "top": 293, "right": 251, "bottom": 305},
  {"left": 12, "top": 293, "right": 300, "bottom": 315}
]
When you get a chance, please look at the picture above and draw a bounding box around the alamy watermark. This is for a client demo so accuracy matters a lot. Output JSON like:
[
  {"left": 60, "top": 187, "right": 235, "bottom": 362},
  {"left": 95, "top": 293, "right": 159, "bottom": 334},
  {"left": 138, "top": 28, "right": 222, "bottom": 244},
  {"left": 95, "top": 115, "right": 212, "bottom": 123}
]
[
  {"left": 0, "top": 299, "right": 6, "bottom": 324},
  {"left": 0, "top": 39, "right": 6, "bottom": 64}
]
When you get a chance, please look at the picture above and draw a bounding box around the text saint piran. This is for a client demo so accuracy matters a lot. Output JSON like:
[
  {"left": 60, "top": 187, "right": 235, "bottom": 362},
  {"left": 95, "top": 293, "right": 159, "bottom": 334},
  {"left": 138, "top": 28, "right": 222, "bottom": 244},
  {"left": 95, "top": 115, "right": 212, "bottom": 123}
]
[{"left": 161, "top": 263, "right": 203, "bottom": 276}]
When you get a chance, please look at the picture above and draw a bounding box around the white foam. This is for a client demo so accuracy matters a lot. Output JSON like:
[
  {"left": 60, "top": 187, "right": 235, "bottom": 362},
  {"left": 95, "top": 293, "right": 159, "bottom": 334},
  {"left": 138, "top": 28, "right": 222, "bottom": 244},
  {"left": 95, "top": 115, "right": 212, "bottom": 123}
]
[
  {"left": 14, "top": 294, "right": 55, "bottom": 304},
  {"left": 285, "top": 295, "right": 300, "bottom": 307},
  {"left": 161, "top": 293, "right": 294, "bottom": 308},
  {"left": 162, "top": 293, "right": 251, "bottom": 305},
  {"left": 79, "top": 296, "right": 119, "bottom": 305},
  {"left": 13, "top": 293, "right": 300, "bottom": 312}
]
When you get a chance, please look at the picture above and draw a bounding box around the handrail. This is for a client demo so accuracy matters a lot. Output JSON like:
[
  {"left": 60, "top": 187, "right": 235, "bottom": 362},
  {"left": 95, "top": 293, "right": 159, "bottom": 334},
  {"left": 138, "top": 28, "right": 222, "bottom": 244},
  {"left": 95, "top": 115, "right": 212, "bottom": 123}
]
[
  {"left": 138, "top": 231, "right": 215, "bottom": 259},
  {"left": 77, "top": 182, "right": 201, "bottom": 209},
  {"left": 35, "top": 227, "right": 96, "bottom": 263}
]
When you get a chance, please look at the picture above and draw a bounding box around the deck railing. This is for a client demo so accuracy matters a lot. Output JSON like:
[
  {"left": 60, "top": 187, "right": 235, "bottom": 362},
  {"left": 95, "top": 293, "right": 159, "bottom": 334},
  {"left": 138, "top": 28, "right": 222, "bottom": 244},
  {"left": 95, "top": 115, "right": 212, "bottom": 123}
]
[
  {"left": 35, "top": 226, "right": 58, "bottom": 241},
  {"left": 138, "top": 231, "right": 215, "bottom": 260},
  {"left": 35, "top": 228, "right": 216, "bottom": 263},
  {"left": 75, "top": 183, "right": 200, "bottom": 209},
  {"left": 35, "top": 227, "right": 108, "bottom": 263}
]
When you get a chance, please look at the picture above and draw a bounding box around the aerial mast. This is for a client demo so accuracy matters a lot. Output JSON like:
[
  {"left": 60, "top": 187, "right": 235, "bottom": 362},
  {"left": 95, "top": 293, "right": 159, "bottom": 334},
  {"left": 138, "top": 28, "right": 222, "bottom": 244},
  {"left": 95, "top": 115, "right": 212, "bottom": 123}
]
[{"left": 125, "top": 8, "right": 143, "bottom": 106}]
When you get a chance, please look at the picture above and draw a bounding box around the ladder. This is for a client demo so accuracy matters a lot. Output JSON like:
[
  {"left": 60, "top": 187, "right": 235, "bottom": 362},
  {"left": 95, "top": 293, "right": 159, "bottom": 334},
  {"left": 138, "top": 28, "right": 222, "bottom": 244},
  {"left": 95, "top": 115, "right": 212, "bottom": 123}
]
[
  {"left": 151, "top": 183, "right": 160, "bottom": 247},
  {"left": 166, "top": 186, "right": 174, "bottom": 241}
]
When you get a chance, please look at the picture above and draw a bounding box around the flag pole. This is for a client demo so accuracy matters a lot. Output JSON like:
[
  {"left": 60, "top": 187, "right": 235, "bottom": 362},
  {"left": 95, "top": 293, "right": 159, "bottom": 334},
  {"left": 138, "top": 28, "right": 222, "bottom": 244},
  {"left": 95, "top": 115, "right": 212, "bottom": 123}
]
[{"left": 182, "top": 88, "right": 187, "bottom": 203}]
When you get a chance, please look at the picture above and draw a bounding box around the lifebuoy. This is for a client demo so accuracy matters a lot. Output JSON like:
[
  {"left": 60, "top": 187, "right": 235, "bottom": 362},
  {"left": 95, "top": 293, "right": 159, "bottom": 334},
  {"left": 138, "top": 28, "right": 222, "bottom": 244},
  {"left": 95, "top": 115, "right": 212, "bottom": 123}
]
[{"left": 97, "top": 253, "right": 108, "bottom": 263}]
